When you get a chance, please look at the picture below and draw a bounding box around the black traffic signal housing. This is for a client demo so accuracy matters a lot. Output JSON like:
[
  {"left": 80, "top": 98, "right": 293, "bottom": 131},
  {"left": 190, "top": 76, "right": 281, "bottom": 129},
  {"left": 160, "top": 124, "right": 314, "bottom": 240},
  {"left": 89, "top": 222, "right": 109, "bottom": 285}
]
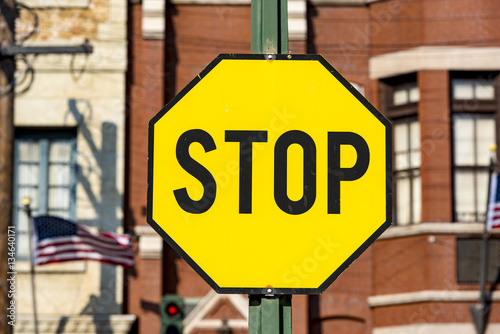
[{"left": 160, "top": 294, "right": 184, "bottom": 334}]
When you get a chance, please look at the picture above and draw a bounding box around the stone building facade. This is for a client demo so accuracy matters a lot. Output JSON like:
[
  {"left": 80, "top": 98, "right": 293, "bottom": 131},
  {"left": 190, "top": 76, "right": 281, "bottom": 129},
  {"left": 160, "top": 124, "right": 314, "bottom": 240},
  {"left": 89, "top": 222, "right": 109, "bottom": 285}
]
[
  {"left": 126, "top": 0, "right": 500, "bottom": 333},
  {"left": 12, "top": 0, "right": 134, "bottom": 333}
]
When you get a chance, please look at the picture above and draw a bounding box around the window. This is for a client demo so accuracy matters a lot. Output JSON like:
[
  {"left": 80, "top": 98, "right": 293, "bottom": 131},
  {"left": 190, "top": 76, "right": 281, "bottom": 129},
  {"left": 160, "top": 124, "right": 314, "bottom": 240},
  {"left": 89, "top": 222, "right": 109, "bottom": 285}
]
[
  {"left": 394, "top": 119, "right": 421, "bottom": 225},
  {"left": 451, "top": 72, "right": 498, "bottom": 223},
  {"left": 452, "top": 78, "right": 495, "bottom": 101},
  {"left": 457, "top": 238, "right": 500, "bottom": 283},
  {"left": 381, "top": 74, "right": 421, "bottom": 226},
  {"left": 13, "top": 129, "right": 77, "bottom": 260},
  {"left": 453, "top": 114, "right": 495, "bottom": 222},
  {"left": 393, "top": 82, "right": 419, "bottom": 106}
]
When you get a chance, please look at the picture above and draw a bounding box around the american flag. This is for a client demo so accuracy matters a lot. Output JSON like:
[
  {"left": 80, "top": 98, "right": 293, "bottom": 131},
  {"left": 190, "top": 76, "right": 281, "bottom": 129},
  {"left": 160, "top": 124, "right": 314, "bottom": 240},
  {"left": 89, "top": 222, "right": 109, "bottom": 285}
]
[
  {"left": 486, "top": 173, "right": 500, "bottom": 230},
  {"left": 32, "top": 215, "right": 134, "bottom": 268}
]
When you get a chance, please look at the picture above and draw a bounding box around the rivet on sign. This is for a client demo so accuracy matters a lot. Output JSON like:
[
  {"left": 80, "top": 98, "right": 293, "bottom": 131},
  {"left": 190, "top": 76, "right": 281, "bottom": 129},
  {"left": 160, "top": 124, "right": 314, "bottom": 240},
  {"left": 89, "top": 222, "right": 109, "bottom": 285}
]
[{"left": 267, "top": 288, "right": 272, "bottom": 293}]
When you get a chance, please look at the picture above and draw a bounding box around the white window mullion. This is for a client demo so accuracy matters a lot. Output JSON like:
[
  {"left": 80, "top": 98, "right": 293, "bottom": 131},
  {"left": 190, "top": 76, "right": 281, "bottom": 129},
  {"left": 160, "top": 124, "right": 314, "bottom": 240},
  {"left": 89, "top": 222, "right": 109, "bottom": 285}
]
[
  {"left": 38, "top": 139, "right": 49, "bottom": 216},
  {"left": 394, "top": 118, "right": 421, "bottom": 226},
  {"left": 452, "top": 113, "right": 495, "bottom": 222},
  {"left": 69, "top": 138, "right": 77, "bottom": 219}
]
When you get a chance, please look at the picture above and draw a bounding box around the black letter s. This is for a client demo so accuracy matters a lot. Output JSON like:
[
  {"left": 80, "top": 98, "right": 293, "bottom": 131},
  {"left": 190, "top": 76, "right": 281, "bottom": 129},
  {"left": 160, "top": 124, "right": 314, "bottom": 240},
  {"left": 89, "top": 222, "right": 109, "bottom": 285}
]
[{"left": 174, "top": 129, "right": 217, "bottom": 213}]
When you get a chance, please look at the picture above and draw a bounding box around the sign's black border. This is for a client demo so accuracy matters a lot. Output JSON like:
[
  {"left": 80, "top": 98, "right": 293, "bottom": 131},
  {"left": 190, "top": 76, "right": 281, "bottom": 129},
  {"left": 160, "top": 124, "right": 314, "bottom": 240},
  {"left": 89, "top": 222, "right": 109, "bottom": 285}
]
[{"left": 147, "top": 54, "right": 392, "bottom": 295}]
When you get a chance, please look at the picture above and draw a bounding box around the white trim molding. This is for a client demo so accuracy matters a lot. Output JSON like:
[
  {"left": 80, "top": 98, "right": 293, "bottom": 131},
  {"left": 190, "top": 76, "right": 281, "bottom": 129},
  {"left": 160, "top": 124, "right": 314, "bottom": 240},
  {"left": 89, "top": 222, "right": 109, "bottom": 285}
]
[
  {"left": 374, "top": 323, "right": 500, "bottom": 334},
  {"left": 145, "top": 0, "right": 307, "bottom": 41},
  {"left": 169, "top": 0, "right": 382, "bottom": 4},
  {"left": 15, "top": 314, "right": 136, "bottom": 334},
  {"left": 310, "top": 0, "right": 381, "bottom": 5},
  {"left": 135, "top": 224, "right": 163, "bottom": 259},
  {"left": 377, "top": 222, "right": 494, "bottom": 240},
  {"left": 288, "top": 0, "right": 307, "bottom": 41},
  {"left": 370, "top": 46, "right": 500, "bottom": 79},
  {"left": 368, "top": 290, "right": 500, "bottom": 308},
  {"left": 183, "top": 290, "right": 248, "bottom": 334},
  {"left": 21, "top": 0, "right": 89, "bottom": 7},
  {"left": 143, "top": 0, "right": 166, "bottom": 39},
  {"left": 172, "top": 0, "right": 250, "bottom": 3}
]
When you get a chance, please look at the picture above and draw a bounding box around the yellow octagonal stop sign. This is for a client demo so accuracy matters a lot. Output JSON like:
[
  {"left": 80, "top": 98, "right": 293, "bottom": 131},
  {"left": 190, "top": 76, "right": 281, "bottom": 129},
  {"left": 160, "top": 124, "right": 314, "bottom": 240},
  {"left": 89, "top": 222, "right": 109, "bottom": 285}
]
[{"left": 148, "top": 54, "right": 391, "bottom": 294}]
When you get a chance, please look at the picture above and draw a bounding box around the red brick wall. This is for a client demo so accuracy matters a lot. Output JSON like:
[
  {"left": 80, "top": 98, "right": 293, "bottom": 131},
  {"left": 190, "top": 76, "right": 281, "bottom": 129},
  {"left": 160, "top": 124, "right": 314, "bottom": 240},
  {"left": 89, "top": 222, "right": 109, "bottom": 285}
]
[
  {"left": 419, "top": 70, "right": 453, "bottom": 222},
  {"left": 309, "top": 5, "right": 370, "bottom": 91},
  {"left": 289, "top": 40, "right": 306, "bottom": 54},
  {"left": 292, "top": 295, "right": 309, "bottom": 334},
  {"left": 419, "top": 0, "right": 500, "bottom": 47},
  {"left": 371, "top": 233, "right": 500, "bottom": 328},
  {"left": 370, "top": 0, "right": 500, "bottom": 57},
  {"left": 129, "top": 259, "right": 164, "bottom": 333},
  {"left": 373, "top": 235, "right": 461, "bottom": 296},
  {"left": 126, "top": 1, "right": 500, "bottom": 333},
  {"left": 168, "top": 5, "right": 251, "bottom": 95},
  {"left": 310, "top": 250, "right": 373, "bottom": 334},
  {"left": 313, "top": 318, "right": 365, "bottom": 334},
  {"left": 125, "top": 4, "right": 165, "bottom": 334},
  {"left": 374, "top": 236, "right": 425, "bottom": 295},
  {"left": 369, "top": 0, "right": 423, "bottom": 56},
  {"left": 126, "top": 4, "right": 165, "bottom": 230}
]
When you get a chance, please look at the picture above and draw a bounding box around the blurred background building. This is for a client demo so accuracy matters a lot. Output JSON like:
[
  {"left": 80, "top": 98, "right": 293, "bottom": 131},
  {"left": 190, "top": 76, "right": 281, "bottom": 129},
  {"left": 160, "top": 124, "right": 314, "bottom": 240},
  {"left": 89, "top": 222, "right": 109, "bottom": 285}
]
[
  {"left": 125, "top": 0, "right": 500, "bottom": 334},
  {"left": 3, "top": 0, "right": 500, "bottom": 333},
  {"left": 5, "top": 0, "right": 135, "bottom": 333}
]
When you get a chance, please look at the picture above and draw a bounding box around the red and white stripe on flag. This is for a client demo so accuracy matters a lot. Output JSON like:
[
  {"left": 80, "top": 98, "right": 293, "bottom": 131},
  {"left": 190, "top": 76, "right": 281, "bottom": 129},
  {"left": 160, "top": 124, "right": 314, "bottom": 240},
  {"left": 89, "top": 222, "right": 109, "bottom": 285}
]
[
  {"left": 486, "top": 173, "right": 500, "bottom": 230},
  {"left": 33, "top": 215, "right": 134, "bottom": 268}
]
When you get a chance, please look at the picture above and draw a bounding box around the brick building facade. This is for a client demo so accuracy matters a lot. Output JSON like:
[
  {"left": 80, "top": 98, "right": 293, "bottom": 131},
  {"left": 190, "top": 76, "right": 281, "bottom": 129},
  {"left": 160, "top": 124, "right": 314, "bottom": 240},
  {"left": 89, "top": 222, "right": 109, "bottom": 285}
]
[{"left": 125, "top": 0, "right": 500, "bottom": 333}]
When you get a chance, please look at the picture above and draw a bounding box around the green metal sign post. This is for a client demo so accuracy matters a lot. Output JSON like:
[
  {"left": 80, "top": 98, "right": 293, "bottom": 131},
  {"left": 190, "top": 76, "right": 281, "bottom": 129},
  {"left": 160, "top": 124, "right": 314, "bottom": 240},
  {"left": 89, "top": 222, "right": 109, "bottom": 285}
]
[
  {"left": 251, "top": 0, "right": 288, "bottom": 54},
  {"left": 249, "top": 0, "right": 291, "bottom": 333},
  {"left": 249, "top": 295, "right": 292, "bottom": 334}
]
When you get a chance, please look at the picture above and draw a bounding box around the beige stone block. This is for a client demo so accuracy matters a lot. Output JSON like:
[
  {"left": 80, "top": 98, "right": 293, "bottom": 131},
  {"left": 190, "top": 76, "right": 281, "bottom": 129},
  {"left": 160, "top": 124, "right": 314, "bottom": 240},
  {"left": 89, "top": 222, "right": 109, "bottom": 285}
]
[
  {"left": 97, "top": 22, "right": 127, "bottom": 42},
  {"left": 19, "top": 72, "right": 125, "bottom": 99},
  {"left": 370, "top": 46, "right": 500, "bottom": 79},
  {"left": 21, "top": 0, "right": 90, "bottom": 8},
  {"left": 22, "top": 41, "right": 127, "bottom": 72},
  {"left": 107, "top": 0, "right": 128, "bottom": 21},
  {"left": 135, "top": 225, "right": 163, "bottom": 259},
  {"left": 288, "top": 0, "right": 306, "bottom": 15},
  {"left": 289, "top": 18, "right": 307, "bottom": 41},
  {"left": 14, "top": 98, "right": 78, "bottom": 127},
  {"left": 142, "top": 16, "right": 165, "bottom": 39},
  {"left": 16, "top": 314, "right": 136, "bottom": 334},
  {"left": 16, "top": 261, "right": 101, "bottom": 315},
  {"left": 144, "top": 0, "right": 165, "bottom": 12},
  {"left": 14, "top": 97, "right": 125, "bottom": 128},
  {"left": 16, "top": 261, "right": 86, "bottom": 273}
]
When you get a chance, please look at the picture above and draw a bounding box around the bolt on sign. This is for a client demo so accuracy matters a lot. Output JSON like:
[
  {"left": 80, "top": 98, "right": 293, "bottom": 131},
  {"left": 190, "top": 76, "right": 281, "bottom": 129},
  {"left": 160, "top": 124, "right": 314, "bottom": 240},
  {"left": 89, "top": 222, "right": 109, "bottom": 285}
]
[{"left": 147, "top": 54, "right": 392, "bottom": 294}]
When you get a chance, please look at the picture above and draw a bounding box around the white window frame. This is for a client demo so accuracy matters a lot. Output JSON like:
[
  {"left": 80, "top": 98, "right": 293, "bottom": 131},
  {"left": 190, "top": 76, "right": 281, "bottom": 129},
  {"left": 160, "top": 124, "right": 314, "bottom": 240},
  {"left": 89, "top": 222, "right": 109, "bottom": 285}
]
[{"left": 13, "top": 129, "right": 77, "bottom": 260}]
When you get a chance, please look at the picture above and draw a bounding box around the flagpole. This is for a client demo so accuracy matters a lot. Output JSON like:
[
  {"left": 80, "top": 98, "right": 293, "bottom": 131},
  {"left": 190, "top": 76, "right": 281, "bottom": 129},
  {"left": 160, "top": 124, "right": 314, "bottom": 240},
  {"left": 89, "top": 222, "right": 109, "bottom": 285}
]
[
  {"left": 479, "top": 154, "right": 494, "bottom": 307},
  {"left": 470, "top": 144, "right": 497, "bottom": 334},
  {"left": 22, "top": 197, "right": 39, "bottom": 334}
]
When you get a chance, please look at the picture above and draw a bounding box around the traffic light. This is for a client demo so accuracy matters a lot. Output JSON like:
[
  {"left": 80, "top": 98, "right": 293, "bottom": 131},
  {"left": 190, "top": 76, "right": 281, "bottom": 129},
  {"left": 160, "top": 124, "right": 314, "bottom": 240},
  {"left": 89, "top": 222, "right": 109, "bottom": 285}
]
[{"left": 160, "top": 294, "right": 184, "bottom": 334}]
